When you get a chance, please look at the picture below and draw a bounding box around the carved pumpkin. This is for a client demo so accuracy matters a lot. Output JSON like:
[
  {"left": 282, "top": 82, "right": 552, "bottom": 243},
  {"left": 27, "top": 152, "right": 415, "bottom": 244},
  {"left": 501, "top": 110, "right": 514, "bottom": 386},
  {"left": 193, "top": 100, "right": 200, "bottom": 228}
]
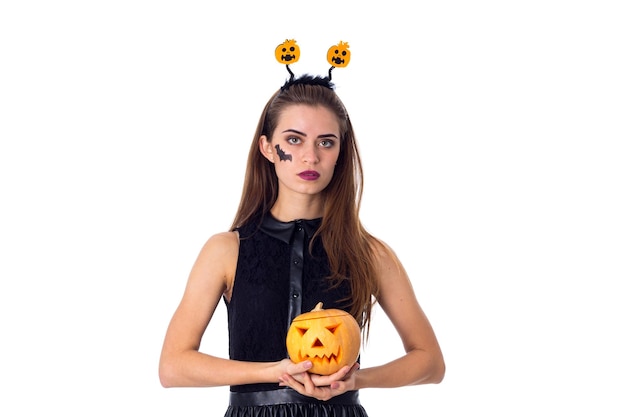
[
  {"left": 286, "top": 302, "right": 361, "bottom": 375},
  {"left": 327, "top": 41, "right": 351, "bottom": 68},
  {"left": 275, "top": 39, "right": 300, "bottom": 64}
]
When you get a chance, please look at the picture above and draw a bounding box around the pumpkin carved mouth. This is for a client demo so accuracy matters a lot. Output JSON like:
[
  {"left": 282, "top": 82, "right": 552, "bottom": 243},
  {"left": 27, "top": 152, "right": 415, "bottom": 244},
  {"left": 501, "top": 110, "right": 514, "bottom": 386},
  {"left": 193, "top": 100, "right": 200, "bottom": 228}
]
[
  {"left": 294, "top": 336, "right": 343, "bottom": 364},
  {"left": 295, "top": 347, "right": 341, "bottom": 363}
]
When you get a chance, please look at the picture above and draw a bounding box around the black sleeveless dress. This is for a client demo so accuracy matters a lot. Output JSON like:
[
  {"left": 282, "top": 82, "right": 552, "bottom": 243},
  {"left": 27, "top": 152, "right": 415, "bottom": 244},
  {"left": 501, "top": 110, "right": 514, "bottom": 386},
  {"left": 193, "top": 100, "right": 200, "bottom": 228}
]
[{"left": 223, "top": 214, "right": 368, "bottom": 417}]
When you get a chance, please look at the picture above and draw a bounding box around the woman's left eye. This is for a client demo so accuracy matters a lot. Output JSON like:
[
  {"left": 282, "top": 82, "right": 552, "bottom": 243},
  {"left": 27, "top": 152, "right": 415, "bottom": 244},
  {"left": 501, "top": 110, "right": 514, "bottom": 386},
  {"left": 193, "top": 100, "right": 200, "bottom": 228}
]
[{"left": 319, "top": 139, "right": 335, "bottom": 148}]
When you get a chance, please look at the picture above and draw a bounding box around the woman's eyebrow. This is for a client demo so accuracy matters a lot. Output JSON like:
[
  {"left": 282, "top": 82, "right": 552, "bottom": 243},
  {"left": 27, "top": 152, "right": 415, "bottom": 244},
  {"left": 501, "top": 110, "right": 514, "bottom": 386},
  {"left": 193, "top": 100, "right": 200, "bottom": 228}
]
[
  {"left": 281, "top": 129, "right": 338, "bottom": 139},
  {"left": 281, "top": 128, "right": 306, "bottom": 136}
]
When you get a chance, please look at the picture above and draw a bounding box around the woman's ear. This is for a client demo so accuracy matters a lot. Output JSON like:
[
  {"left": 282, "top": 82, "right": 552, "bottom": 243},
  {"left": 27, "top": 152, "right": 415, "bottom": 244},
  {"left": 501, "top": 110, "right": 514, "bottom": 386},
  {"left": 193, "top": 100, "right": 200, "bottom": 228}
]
[{"left": 259, "top": 135, "right": 274, "bottom": 163}]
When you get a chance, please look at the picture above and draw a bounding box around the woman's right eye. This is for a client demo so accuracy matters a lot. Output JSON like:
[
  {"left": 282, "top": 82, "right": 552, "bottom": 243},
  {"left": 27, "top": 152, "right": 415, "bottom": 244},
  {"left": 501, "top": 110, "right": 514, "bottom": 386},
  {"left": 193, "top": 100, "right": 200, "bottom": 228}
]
[{"left": 287, "top": 136, "right": 301, "bottom": 144}]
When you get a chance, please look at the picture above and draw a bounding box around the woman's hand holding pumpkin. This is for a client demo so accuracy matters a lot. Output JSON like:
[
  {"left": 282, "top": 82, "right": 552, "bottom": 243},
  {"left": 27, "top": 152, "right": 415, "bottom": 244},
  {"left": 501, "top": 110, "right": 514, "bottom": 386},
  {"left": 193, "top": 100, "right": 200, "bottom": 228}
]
[
  {"left": 278, "top": 362, "right": 359, "bottom": 401},
  {"left": 277, "top": 357, "right": 313, "bottom": 378}
]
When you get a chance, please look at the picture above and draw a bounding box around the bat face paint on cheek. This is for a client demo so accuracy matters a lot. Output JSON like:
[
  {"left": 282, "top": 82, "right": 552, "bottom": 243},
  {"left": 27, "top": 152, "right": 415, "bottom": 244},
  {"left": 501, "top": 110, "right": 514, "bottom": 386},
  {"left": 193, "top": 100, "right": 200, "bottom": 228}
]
[{"left": 275, "top": 145, "right": 292, "bottom": 161}]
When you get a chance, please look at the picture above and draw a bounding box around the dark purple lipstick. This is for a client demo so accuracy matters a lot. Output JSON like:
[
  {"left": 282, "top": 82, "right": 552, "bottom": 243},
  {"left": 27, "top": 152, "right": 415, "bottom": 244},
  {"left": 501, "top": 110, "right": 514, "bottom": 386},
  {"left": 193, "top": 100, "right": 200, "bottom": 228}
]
[{"left": 298, "top": 170, "right": 320, "bottom": 180}]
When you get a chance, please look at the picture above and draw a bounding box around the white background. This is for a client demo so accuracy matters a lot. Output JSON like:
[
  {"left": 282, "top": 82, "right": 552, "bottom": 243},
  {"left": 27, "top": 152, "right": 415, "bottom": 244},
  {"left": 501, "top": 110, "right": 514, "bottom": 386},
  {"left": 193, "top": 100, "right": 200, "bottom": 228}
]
[{"left": 1, "top": 1, "right": 625, "bottom": 415}]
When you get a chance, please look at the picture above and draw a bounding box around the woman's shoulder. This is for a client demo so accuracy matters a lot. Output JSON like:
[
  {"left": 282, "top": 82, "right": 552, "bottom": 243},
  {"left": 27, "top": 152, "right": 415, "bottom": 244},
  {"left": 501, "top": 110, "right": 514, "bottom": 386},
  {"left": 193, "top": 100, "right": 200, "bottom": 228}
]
[
  {"left": 196, "top": 231, "right": 240, "bottom": 299},
  {"left": 366, "top": 235, "right": 401, "bottom": 269},
  {"left": 203, "top": 230, "right": 239, "bottom": 252},
  {"left": 193, "top": 231, "right": 240, "bottom": 268},
  {"left": 366, "top": 234, "right": 395, "bottom": 256}
]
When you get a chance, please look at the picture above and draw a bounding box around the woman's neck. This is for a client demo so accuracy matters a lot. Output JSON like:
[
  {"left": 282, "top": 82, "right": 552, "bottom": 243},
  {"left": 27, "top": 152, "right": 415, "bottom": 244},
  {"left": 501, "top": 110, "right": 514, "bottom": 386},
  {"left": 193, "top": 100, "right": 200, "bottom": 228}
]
[{"left": 270, "top": 193, "right": 324, "bottom": 222}]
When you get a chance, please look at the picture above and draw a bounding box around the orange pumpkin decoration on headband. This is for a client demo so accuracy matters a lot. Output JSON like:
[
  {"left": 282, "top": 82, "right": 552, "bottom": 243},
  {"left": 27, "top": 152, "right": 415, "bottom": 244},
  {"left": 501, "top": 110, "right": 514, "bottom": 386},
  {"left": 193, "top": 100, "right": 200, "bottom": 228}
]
[
  {"left": 327, "top": 41, "right": 351, "bottom": 68},
  {"left": 286, "top": 302, "right": 361, "bottom": 375},
  {"left": 275, "top": 39, "right": 300, "bottom": 64}
]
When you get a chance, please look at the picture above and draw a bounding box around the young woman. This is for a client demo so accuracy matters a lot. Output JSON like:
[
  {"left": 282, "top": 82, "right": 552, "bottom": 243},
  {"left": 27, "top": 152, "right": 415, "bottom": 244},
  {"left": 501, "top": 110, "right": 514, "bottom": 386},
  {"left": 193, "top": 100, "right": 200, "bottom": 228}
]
[{"left": 159, "top": 74, "right": 445, "bottom": 417}]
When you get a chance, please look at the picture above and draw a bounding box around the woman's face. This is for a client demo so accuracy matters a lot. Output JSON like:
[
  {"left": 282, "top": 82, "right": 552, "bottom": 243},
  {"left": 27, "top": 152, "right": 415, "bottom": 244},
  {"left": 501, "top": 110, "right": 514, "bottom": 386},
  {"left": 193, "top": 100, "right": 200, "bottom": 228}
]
[{"left": 261, "top": 104, "right": 341, "bottom": 197}]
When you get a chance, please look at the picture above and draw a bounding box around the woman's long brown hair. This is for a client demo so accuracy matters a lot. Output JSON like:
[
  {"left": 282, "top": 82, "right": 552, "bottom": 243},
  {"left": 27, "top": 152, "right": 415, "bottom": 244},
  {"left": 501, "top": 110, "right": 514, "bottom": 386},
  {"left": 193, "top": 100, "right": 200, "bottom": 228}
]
[{"left": 230, "top": 77, "right": 381, "bottom": 336}]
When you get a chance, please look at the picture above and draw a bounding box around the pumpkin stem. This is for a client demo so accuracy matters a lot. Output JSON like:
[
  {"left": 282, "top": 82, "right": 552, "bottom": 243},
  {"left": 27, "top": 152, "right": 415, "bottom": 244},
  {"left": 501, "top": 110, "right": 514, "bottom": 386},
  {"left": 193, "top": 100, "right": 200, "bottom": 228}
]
[{"left": 313, "top": 302, "right": 323, "bottom": 311}]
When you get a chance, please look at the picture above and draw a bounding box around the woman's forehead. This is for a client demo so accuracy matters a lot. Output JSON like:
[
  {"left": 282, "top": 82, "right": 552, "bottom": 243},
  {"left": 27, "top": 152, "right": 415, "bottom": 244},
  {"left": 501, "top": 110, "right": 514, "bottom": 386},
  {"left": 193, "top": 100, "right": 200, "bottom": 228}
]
[{"left": 275, "top": 105, "right": 341, "bottom": 133}]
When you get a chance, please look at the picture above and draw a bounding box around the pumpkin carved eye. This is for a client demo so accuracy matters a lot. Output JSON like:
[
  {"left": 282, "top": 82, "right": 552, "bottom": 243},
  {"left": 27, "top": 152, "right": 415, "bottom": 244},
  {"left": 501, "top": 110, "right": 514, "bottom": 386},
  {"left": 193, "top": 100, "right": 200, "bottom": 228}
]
[{"left": 286, "top": 302, "right": 361, "bottom": 375}]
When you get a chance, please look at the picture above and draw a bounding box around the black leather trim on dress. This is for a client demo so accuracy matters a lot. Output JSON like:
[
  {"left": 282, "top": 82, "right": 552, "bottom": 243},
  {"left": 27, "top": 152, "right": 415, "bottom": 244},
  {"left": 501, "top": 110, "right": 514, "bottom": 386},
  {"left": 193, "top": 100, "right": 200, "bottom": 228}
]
[
  {"left": 259, "top": 214, "right": 321, "bottom": 244},
  {"left": 229, "top": 387, "right": 361, "bottom": 406},
  {"left": 260, "top": 215, "right": 322, "bottom": 330}
]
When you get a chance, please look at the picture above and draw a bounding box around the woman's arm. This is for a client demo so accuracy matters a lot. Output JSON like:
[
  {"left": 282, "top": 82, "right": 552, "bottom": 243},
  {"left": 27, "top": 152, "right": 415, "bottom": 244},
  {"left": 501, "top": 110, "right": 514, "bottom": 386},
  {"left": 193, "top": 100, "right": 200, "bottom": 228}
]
[
  {"left": 354, "top": 240, "right": 446, "bottom": 389},
  {"left": 158, "top": 232, "right": 312, "bottom": 387},
  {"left": 277, "top": 239, "right": 445, "bottom": 399}
]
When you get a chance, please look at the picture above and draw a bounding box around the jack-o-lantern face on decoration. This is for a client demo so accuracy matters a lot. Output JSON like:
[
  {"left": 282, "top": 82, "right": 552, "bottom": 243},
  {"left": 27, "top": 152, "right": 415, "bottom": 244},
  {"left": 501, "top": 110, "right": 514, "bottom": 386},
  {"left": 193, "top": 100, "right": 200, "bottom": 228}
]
[
  {"left": 286, "top": 302, "right": 361, "bottom": 375},
  {"left": 327, "top": 41, "right": 351, "bottom": 68},
  {"left": 275, "top": 39, "right": 300, "bottom": 64}
]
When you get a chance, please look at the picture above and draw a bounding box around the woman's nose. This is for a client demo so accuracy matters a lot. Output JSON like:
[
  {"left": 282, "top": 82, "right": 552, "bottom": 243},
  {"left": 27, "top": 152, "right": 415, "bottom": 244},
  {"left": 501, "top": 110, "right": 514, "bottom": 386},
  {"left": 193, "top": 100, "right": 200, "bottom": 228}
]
[{"left": 302, "top": 144, "right": 320, "bottom": 164}]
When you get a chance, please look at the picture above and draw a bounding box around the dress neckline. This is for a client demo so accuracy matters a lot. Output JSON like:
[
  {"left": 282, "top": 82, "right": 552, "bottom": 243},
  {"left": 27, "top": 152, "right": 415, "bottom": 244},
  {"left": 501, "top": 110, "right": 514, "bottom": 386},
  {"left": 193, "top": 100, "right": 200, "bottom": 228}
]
[{"left": 259, "top": 214, "right": 322, "bottom": 244}]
